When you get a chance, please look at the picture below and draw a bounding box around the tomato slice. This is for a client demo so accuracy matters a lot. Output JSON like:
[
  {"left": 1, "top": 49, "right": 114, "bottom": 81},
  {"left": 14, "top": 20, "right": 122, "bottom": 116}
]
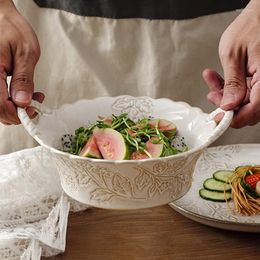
[{"left": 245, "top": 173, "right": 260, "bottom": 189}]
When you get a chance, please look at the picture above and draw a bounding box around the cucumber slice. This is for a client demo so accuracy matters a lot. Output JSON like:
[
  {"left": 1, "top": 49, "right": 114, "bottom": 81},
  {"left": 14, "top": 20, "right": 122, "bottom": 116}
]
[
  {"left": 199, "top": 189, "right": 232, "bottom": 202},
  {"left": 203, "top": 178, "right": 231, "bottom": 192},
  {"left": 213, "top": 170, "right": 233, "bottom": 183}
]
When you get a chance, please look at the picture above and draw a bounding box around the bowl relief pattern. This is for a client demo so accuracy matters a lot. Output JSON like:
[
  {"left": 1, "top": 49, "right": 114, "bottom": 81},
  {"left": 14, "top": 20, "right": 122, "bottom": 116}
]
[
  {"left": 54, "top": 151, "right": 202, "bottom": 208},
  {"left": 111, "top": 96, "right": 153, "bottom": 121}
]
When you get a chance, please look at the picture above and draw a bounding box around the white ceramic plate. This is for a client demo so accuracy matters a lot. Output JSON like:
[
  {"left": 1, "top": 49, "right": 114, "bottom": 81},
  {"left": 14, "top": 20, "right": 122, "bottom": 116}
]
[{"left": 169, "top": 144, "right": 260, "bottom": 233}]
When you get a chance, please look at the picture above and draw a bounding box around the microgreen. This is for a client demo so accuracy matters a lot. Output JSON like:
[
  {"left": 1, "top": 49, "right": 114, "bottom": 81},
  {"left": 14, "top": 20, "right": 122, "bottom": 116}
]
[{"left": 66, "top": 113, "right": 188, "bottom": 158}]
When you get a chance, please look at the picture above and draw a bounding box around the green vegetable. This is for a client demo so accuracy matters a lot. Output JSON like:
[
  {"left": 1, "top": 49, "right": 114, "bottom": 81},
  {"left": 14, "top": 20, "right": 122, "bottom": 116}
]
[
  {"left": 240, "top": 174, "right": 260, "bottom": 199},
  {"left": 203, "top": 178, "right": 231, "bottom": 192},
  {"left": 65, "top": 113, "right": 188, "bottom": 159},
  {"left": 199, "top": 170, "right": 232, "bottom": 203},
  {"left": 213, "top": 170, "right": 233, "bottom": 183},
  {"left": 199, "top": 189, "right": 232, "bottom": 202}
]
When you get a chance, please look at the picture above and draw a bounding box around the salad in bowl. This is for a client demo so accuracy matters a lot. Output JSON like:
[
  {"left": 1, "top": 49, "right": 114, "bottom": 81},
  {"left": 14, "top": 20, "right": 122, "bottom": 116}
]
[{"left": 65, "top": 113, "right": 188, "bottom": 160}]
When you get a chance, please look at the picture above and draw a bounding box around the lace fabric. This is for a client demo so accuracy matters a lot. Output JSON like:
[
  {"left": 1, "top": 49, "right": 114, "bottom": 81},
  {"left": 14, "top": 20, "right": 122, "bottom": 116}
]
[{"left": 0, "top": 147, "right": 87, "bottom": 260}]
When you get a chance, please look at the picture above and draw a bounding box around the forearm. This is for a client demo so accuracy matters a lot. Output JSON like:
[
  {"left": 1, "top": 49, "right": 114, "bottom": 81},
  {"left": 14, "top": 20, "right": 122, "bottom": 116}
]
[
  {"left": 249, "top": 0, "right": 260, "bottom": 5},
  {"left": 246, "top": 0, "right": 260, "bottom": 11},
  {"left": 0, "top": 0, "right": 16, "bottom": 14},
  {"left": 0, "top": 0, "right": 14, "bottom": 6}
]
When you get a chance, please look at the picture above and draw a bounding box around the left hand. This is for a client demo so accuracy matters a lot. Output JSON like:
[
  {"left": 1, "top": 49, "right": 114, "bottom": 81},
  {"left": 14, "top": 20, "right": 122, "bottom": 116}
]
[{"left": 203, "top": 0, "right": 260, "bottom": 128}]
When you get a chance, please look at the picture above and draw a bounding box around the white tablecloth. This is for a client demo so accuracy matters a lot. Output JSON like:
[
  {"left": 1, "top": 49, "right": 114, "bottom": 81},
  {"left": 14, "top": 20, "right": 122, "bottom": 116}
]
[{"left": 0, "top": 146, "right": 87, "bottom": 260}]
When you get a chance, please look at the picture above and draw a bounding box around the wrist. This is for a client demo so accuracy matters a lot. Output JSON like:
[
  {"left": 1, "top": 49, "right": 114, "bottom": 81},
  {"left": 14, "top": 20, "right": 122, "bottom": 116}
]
[
  {"left": 241, "top": 0, "right": 260, "bottom": 19},
  {"left": 0, "top": 0, "right": 17, "bottom": 15},
  {"left": 247, "top": 0, "right": 260, "bottom": 9},
  {"left": 0, "top": 0, "right": 15, "bottom": 10},
  {"left": 0, "top": 0, "right": 13, "bottom": 6}
]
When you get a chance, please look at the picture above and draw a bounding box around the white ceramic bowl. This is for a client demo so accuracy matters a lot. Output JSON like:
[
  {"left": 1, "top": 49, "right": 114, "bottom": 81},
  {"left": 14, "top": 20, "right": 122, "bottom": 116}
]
[{"left": 18, "top": 96, "right": 233, "bottom": 210}]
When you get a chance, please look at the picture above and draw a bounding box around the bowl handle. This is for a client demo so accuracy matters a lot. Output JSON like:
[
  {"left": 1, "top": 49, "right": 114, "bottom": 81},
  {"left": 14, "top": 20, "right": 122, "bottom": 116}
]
[
  {"left": 17, "top": 100, "right": 52, "bottom": 138},
  {"left": 206, "top": 108, "right": 234, "bottom": 144}
]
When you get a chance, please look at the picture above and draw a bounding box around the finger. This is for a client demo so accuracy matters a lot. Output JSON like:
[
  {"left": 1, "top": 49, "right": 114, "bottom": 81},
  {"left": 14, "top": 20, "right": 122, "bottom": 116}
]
[
  {"left": 241, "top": 77, "right": 253, "bottom": 105},
  {"left": 10, "top": 44, "right": 38, "bottom": 107},
  {"left": 0, "top": 47, "right": 20, "bottom": 124},
  {"left": 0, "top": 72, "right": 20, "bottom": 124},
  {"left": 230, "top": 81, "right": 260, "bottom": 128},
  {"left": 0, "top": 121, "right": 11, "bottom": 126},
  {"left": 219, "top": 51, "right": 247, "bottom": 110},
  {"left": 250, "top": 70, "right": 260, "bottom": 87},
  {"left": 26, "top": 106, "right": 36, "bottom": 118},
  {"left": 203, "top": 69, "right": 224, "bottom": 106},
  {"left": 33, "top": 92, "right": 45, "bottom": 103},
  {"left": 207, "top": 91, "right": 223, "bottom": 107},
  {"left": 202, "top": 69, "right": 224, "bottom": 92},
  {"left": 26, "top": 92, "right": 45, "bottom": 119},
  {"left": 0, "top": 115, "right": 13, "bottom": 125},
  {"left": 249, "top": 120, "right": 259, "bottom": 126},
  {"left": 213, "top": 112, "right": 224, "bottom": 124},
  {"left": 230, "top": 103, "right": 259, "bottom": 128}
]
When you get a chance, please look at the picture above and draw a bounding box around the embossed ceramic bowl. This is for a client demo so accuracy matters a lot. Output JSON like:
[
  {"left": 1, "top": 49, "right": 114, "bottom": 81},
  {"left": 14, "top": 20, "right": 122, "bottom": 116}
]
[{"left": 18, "top": 96, "right": 233, "bottom": 210}]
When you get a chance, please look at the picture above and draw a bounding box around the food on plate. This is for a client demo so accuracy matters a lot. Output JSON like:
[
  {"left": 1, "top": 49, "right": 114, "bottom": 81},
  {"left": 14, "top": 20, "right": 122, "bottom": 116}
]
[
  {"left": 199, "top": 189, "right": 232, "bottom": 202},
  {"left": 63, "top": 113, "right": 188, "bottom": 160},
  {"left": 230, "top": 166, "right": 260, "bottom": 215},
  {"left": 199, "top": 167, "right": 260, "bottom": 215},
  {"left": 213, "top": 170, "right": 233, "bottom": 183},
  {"left": 199, "top": 171, "right": 232, "bottom": 202}
]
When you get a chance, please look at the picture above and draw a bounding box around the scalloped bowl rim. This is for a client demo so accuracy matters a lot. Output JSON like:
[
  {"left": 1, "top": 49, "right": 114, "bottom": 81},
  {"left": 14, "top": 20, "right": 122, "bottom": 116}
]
[{"left": 28, "top": 96, "right": 232, "bottom": 164}]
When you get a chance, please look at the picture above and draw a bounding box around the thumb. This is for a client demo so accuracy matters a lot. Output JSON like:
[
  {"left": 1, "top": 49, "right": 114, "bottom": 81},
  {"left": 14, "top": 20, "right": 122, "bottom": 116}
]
[
  {"left": 220, "top": 57, "right": 247, "bottom": 110},
  {"left": 10, "top": 51, "right": 36, "bottom": 107}
]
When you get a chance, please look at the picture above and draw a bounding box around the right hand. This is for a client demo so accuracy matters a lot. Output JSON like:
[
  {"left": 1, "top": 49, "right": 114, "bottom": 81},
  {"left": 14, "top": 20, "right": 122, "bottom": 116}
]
[
  {"left": 0, "top": 0, "right": 44, "bottom": 125},
  {"left": 203, "top": 0, "right": 260, "bottom": 128}
]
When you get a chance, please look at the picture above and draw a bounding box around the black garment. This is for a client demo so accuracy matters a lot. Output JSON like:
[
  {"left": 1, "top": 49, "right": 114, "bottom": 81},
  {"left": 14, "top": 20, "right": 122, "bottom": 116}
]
[{"left": 33, "top": 0, "right": 250, "bottom": 20}]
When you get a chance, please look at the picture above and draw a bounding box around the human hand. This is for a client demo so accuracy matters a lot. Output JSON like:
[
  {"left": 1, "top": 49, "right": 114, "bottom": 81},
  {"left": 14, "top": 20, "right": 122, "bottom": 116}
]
[
  {"left": 203, "top": 0, "right": 260, "bottom": 128},
  {"left": 0, "top": 0, "right": 44, "bottom": 125}
]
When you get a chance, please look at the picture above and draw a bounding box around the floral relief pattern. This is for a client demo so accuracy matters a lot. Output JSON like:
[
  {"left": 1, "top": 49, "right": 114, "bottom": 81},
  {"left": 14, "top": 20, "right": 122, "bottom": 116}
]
[
  {"left": 111, "top": 96, "right": 153, "bottom": 121},
  {"left": 55, "top": 151, "right": 202, "bottom": 205},
  {"left": 198, "top": 144, "right": 242, "bottom": 172}
]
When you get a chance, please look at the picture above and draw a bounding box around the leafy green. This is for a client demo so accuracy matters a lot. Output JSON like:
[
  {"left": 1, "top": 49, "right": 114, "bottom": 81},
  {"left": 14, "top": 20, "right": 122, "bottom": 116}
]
[{"left": 67, "top": 113, "right": 188, "bottom": 158}]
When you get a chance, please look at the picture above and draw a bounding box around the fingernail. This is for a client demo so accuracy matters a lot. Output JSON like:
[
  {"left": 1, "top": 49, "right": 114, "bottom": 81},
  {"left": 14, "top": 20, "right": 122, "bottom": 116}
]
[
  {"left": 14, "top": 91, "right": 31, "bottom": 103},
  {"left": 221, "top": 93, "right": 236, "bottom": 107}
]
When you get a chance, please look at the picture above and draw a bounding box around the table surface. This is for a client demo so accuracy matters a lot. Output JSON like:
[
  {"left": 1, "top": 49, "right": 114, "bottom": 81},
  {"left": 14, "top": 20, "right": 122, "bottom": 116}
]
[{"left": 48, "top": 205, "right": 260, "bottom": 260}]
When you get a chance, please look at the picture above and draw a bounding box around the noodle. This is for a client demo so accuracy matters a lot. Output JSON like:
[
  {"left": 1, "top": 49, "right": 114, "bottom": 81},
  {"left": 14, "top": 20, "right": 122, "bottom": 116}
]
[{"left": 226, "top": 166, "right": 260, "bottom": 215}]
